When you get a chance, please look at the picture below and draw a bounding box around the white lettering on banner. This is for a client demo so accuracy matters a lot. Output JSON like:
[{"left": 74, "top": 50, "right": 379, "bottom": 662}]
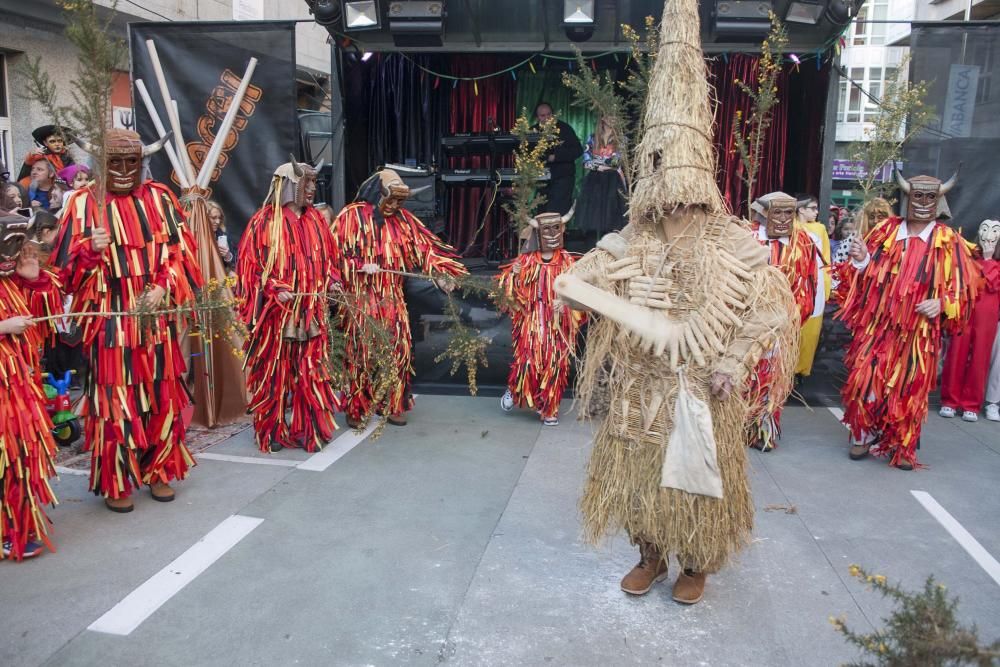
[{"left": 942, "top": 65, "right": 980, "bottom": 138}]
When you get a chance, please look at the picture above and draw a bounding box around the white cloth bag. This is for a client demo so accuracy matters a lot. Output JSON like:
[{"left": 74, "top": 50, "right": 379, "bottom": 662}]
[{"left": 660, "top": 369, "right": 724, "bottom": 498}]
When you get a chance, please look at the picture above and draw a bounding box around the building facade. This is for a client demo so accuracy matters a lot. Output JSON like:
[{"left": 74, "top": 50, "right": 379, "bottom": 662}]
[
  {"left": 0, "top": 0, "right": 331, "bottom": 176},
  {"left": 831, "top": 0, "right": 914, "bottom": 210}
]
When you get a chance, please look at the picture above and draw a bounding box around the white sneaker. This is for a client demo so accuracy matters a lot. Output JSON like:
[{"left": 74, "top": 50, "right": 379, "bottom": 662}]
[
  {"left": 542, "top": 416, "right": 559, "bottom": 426},
  {"left": 500, "top": 390, "right": 514, "bottom": 412},
  {"left": 986, "top": 404, "right": 1000, "bottom": 422},
  {"left": 962, "top": 411, "right": 979, "bottom": 422},
  {"left": 939, "top": 406, "right": 956, "bottom": 418}
]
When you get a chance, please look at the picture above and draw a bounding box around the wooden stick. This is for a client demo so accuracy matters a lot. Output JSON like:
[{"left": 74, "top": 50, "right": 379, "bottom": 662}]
[
  {"left": 134, "top": 79, "right": 190, "bottom": 190},
  {"left": 144, "top": 39, "right": 197, "bottom": 184},
  {"left": 196, "top": 57, "right": 258, "bottom": 189}
]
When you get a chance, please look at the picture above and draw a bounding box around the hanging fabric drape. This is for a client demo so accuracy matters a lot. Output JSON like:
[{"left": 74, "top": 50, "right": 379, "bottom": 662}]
[
  {"left": 709, "top": 54, "right": 791, "bottom": 217},
  {"left": 445, "top": 56, "right": 518, "bottom": 258}
]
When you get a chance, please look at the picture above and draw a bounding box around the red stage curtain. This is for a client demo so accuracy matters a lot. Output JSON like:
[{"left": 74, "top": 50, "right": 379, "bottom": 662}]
[
  {"left": 710, "top": 54, "right": 791, "bottom": 217},
  {"left": 445, "top": 57, "right": 518, "bottom": 258}
]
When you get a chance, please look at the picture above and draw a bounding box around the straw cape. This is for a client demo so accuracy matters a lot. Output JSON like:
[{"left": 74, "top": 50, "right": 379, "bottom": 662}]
[{"left": 555, "top": 0, "right": 798, "bottom": 573}]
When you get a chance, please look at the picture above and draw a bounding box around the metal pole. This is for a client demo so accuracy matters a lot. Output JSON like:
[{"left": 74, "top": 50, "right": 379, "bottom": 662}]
[{"left": 819, "top": 64, "right": 841, "bottom": 216}]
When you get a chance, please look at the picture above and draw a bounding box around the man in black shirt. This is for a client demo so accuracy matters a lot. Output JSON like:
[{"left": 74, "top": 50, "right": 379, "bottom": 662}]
[{"left": 535, "top": 102, "right": 582, "bottom": 215}]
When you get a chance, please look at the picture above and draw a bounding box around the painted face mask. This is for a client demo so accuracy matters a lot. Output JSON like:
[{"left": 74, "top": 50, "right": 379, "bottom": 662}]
[
  {"left": 535, "top": 213, "right": 566, "bottom": 252},
  {"left": 752, "top": 193, "right": 797, "bottom": 239},
  {"left": 78, "top": 129, "right": 170, "bottom": 195},
  {"left": 978, "top": 219, "right": 1000, "bottom": 259},
  {"left": 0, "top": 214, "right": 30, "bottom": 277},
  {"left": 895, "top": 169, "right": 958, "bottom": 223}
]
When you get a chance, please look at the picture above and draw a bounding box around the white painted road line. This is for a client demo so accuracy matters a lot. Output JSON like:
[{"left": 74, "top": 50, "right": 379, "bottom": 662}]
[
  {"left": 88, "top": 515, "right": 264, "bottom": 636},
  {"left": 827, "top": 406, "right": 845, "bottom": 423},
  {"left": 197, "top": 452, "right": 301, "bottom": 467},
  {"left": 55, "top": 466, "right": 89, "bottom": 477},
  {"left": 297, "top": 421, "right": 377, "bottom": 472},
  {"left": 911, "top": 490, "right": 1000, "bottom": 588}
]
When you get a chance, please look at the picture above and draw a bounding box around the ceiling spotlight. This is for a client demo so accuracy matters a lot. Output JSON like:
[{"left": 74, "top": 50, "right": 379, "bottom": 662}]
[
  {"left": 388, "top": 1, "right": 446, "bottom": 47},
  {"left": 713, "top": 0, "right": 773, "bottom": 40},
  {"left": 824, "top": 0, "right": 859, "bottom": 25},
  {"left": 563, "top": 0, "right": 595, "bottom": 41},
  {"left": 785, "top": 0, "right": 825, "bottom": 24},
  {"left": 342, "top": 0, "right": 381, "bottom": 30},
  {"left": 307, "top": 0, "right": 342, "bottom": 26},
  {"left": 563, "top": 0, "right": 595, "bottom": 24}
]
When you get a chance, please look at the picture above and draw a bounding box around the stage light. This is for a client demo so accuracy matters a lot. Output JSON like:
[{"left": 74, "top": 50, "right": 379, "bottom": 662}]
[
  {"left": 563, "top": 1, "right": 595, "bottom": 24},
  {"left": 342, "top": 0, "right": 381, "bottom": 30},
  {"left": 361, "top": 51, "right": 373, "bottom": 61},
  {"left": 713, "top": 0, "right": 773, "bottom": 40},
  {"left": 388, "top": 1, "right": 445, "bottom": 47},
  {"left": 307, "top": 0, "right": 342, "bottom": 26},
  {"left": 824, "top": 0, "right": 859, "bottom": 26},
  {"left": 785, "top": 0, "right": 825, "bottom": 24},
  {"left": 562, "top": 0, "right": 595, "bottom": 42}
]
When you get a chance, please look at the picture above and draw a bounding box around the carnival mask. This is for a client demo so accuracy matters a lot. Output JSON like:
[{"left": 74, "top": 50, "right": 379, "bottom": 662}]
[
  {"left": 527, "top": 207, "right": 575, "bottom": 253},
  {"left": 378, "top": 169, "right": 411, "bottom": 217},
  {"left": 0, "top": 215, "right": 30, "bottom": 277},
  {"left": 765, "top": 200, "right": 796, "bottom": 238},
  {"left": 535, "top": 213, "right": 566, "bottom": 252},
  {"left": 978, "top": 219, "right": 1000, "bottom": 259},
  {"left": 896, "top": 169, "right": 958, "bottom": 223},
  {"left": 379, "top": 184, "right": 409, "bottom": 217},
  {"left": 77, "top": 129, "right": 170, "bottom": 195}
]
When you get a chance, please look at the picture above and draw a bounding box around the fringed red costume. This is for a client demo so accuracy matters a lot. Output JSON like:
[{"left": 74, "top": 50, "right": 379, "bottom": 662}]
[
  {"left": 331, "top": 200, "right": 467, "bottom": 422},
  {"left": 497, "top": 249, "right": 585, "bottom": 420},
  {"left": 751, "top": 223, "right": 819, "bottom": 326},
  {"left": 52, "top": 182, "right": 203, "bottom": 499},
  {"left": 939, "top": 256, "right": 1000, "bottom": 414},
  {"left": 237, "top": 183, "right": 341, "bottom": 453},
  {"left": 839, "top": 217, "right": 980, "bottom": 466},
  {"left": 746, "top": 196, "right": 819, "bottom": 450},
  {"left": 0, "top": 259, "right": 62, "bottom": 560}
]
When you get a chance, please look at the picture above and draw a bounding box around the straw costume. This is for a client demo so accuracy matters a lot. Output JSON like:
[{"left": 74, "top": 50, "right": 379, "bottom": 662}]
[
  {"left": 939, "top": 220, "right": 1000, "bottom": 421},
  {"left": 554, "top": 0, "right": 798, "bottom": 605},
  {"left": 746, "top": 192, "right": 822, "bottom": 451},
  {"left": 237, "top": 158, "right": 341, "bottom": 453},
  {"left": 330, "top": 170, "right": 467, "bottom": 427},
  {"left": 840, "top": 169, "right": 980, "bottom": 469},
  {"left": 51, "top": 129, "right": 203, "bottom": 512},
  {"left": 0, "top": 214, "right": 61, "bottom": 560},
  {"left": 497, "top": 211, "right": 585, "bottom": 425}
]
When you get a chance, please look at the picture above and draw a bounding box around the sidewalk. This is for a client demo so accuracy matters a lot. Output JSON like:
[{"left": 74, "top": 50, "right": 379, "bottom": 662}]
[{"left": 3, "top": 396, "right": 999, "bottom": 666}]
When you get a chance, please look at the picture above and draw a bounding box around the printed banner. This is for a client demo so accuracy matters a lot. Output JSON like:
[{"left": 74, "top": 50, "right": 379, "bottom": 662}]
[{"left": 129, "top": 21, "right": 297, "bottom": 241}]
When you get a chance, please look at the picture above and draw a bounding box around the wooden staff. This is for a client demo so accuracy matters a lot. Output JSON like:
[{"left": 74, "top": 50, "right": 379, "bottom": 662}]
[
  {"left": 134, "top": 79, "right": 190, "bottom": 189},
  {"left": 144, "top": 39, "right": 197, "bottom": 184}
]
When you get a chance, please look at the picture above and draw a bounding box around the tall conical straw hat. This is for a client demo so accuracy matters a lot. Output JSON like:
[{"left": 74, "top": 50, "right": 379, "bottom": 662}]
[{"left": 629, "top": 0, "right": 726, "bottom": 222}]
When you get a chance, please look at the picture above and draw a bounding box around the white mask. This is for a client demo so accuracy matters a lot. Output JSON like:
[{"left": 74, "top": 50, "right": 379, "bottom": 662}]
[{"left": 978, "top": 219, "right": 1000, "bottom": 258}]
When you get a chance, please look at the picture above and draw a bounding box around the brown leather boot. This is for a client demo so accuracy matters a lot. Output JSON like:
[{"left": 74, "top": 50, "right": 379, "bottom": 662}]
[
  {"left": 672, "top": 569, "right": 707, "bottom": 605},
  {"left": 104, "top": 496, "right": 134, "bottom": 513},
  {"left": 620, "top": 542, "right": 669, "bottom": 595},
  {"left": 387, "top": 413, "right": 408, "bottom": 426},
  {"left": 150, "top": 482, "right": 175, "bottom": 502}
]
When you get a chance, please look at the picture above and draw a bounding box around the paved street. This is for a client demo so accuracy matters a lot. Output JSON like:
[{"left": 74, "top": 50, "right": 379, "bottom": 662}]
[{"left": 2, "top": 395, "right": 999, "bottom": 667}]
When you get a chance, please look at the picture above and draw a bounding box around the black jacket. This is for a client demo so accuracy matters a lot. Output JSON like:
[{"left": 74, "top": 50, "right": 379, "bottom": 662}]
[{"left": 539, "top": 120, "right": 583, "bottom": 180}]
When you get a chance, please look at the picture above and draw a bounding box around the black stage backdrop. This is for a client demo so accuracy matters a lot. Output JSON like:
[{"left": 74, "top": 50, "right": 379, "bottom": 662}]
[
  {"left": 906, "top": 24, "right": 1000, "bottom": 238},
  {"left": 129, "top": 22, "right": 297, "bottom": 241}
]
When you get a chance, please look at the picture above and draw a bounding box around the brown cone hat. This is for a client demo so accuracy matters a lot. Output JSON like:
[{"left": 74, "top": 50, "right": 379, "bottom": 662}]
[{"left": 629, "top": 0, "right": 725, "bottom": 222}]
